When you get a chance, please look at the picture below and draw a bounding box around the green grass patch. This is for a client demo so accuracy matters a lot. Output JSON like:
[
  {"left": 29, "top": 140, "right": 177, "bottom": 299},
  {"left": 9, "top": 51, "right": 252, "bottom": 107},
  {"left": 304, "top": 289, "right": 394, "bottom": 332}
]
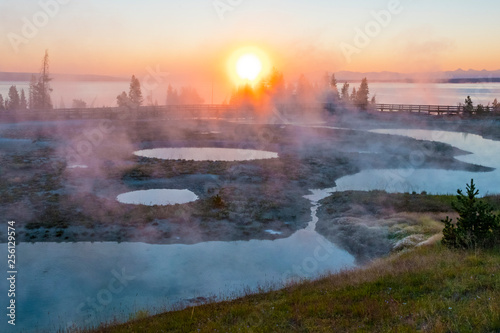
[{"left": 87, "top": 244, "right": 500, "bottom": 333}]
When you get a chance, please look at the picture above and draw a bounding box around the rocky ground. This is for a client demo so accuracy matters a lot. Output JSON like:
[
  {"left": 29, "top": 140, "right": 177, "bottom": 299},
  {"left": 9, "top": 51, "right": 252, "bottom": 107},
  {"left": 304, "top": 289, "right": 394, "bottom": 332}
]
[{"left": 0, "top": 111, "right": 495, "bottom": 245}]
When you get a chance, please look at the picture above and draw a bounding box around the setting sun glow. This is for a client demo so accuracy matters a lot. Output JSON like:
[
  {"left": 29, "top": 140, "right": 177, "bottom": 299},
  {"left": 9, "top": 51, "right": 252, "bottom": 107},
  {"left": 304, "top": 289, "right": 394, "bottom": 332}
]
[
  {"left": 227, "top": 47, "right": 272, "bottom": 85},
  {"left": 236, "top": 54, "right": 262, "bottom": 81}
]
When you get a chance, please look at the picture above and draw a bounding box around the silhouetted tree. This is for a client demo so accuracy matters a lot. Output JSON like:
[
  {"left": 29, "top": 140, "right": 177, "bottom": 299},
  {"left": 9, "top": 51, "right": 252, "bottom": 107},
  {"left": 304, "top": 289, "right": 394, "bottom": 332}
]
[
  {"left": 350, "top": 87, "right": 357, "bottom": 103},
  {"left": 492, "top": 98, "right": 499, "bottom": 113},
  {"left": 442, "top": 179, "right": 499, "bottom": 249},
  {"left": 265, "top": 67, "right": 286, "bottom": 103},
  {"left": 341, "top": 83, "right": 350, "bottom": 102},
  {"left": 116, "top": 91, "right": 132, "bottom": 108},
  {"left": 28, "top": 75, "right": 36, "bottom": 109},
  {"left": 330, "top": 73, "right": 340, "bottom": 99},
  {"left": 178, "top": 86, "right": 204, "bottom": 104},
  {"left": 7, "top": 86, "right": 20, "bottom": 110},
  {"left": 295, "top": 74, "right": 314, "bottom": 104},
  {"left": 0, "top": 94, "right": 5, "bottom": 111},
  {"left": 72, "top": 99, "right": 87, "bottom": 108},
  {"left": 166, "top": 84, "right": 179, "bottom": 105},
  {"left": 321, "top": 73, "right": 341, "bottom": 107},
  {"left": 464, "top": 95, "right": 474, "bottom": 114},
  {"left": 19, "top": 89, "right": 27, "bottom": 110},
  {"left": 476, "top": 104, "right": 485, "bottom": 115},
  {"left": 356, "top": 77, "right": 370, "bottom": 110},
  {"left": 229, "top": 83, "right": 255, "bottom": 107},
  {"left": 39, "top": 50, "right": 53, "bottom": 109},
  {"left": 29, "top": 51, "right": 53, "bottom": 109},
  {"left": 128, "top": 75, "right": 143, "bottom": 107}
]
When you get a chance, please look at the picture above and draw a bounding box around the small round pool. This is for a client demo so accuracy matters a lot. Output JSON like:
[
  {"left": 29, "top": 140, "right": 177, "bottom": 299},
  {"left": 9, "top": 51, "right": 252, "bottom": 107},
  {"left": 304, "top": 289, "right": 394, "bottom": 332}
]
[
  {"left": 134, "top": 147, "right": 279, "bottom": 161},
  {"left": 117, "top": 189, "right": 199, "bottom": 206}
]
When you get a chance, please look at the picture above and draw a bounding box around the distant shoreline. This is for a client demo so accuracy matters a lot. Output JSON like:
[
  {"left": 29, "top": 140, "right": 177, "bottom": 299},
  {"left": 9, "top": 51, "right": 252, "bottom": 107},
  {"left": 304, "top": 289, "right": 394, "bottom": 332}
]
[{"left": 0, "top": 72, "right": 126, "bottom": 82}]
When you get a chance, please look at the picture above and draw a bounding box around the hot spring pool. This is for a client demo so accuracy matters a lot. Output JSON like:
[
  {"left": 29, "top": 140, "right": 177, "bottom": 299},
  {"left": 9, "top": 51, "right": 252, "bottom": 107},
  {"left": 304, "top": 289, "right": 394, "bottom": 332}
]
[
  {"left": 134, "top": 147, "right": 279, "bottom": 161},
  {"left": 117, "top": 189, "right": 199, "bottom": 206}
]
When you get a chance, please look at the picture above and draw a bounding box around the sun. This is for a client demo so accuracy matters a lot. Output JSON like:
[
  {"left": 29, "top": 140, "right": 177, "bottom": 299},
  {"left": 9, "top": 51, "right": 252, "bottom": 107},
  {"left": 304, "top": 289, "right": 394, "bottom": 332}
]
[
  {"left": 236, "top": 53, "right": 263, "bottom": 81},
  {"left": 227, "top": 46, "right": 272, "bottom": 85}
]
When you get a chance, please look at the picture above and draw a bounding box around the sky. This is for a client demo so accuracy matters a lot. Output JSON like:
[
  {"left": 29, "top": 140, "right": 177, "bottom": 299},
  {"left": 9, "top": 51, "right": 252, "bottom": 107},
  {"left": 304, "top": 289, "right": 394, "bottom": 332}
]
[{"left": 1, "top": 0, "right": 499, "bottom": 88}]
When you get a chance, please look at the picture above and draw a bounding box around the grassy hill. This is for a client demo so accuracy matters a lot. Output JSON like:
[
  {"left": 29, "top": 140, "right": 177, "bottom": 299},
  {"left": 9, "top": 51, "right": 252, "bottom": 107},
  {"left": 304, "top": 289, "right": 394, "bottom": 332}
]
[{"left": 88, "top": 244, "right": 500, "bottom": 333}]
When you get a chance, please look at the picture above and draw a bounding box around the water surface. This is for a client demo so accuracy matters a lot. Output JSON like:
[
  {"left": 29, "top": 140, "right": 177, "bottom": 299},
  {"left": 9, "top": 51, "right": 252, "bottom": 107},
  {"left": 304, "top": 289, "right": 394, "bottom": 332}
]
[
  {"left": 134, "top": 147, "right": 279, "bottom": 161},
  {"left": 117, "top": 189, "right": 199, "bottom": 206},
  {"left": 3, "top": 127, "right": 500, "bottom": 332}
]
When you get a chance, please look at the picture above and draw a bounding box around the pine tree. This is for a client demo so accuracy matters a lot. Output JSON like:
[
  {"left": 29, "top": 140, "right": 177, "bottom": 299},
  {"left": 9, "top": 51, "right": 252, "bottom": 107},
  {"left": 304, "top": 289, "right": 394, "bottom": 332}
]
[
  {"left": 266, "top": 68, "right": 286, "bottom": 103},
  {"left": 493, "top": 98, "right": 499, "bottom": 113},
  {"left": 29, "top": 51, "right": 53, "bottom": 109},
  {"left": 166, "top": 84, "right": 179, "bottom": 105},
  {"left": 179, "top": 86, "right": 204, "bottom": 104},
  {"left": 72, "top": 99, "right": 87, "bottom": 108},
  {"left": 0, "top": 94, "right": 5, "bottom": 111},
  {"left": 356, "top": 77, "right": 370, "bottom": 110},
  {"left": 350, "top": 87, "right": 357, "bottom": 102},
  {"left": 330, "top": 73, "right": 340, "bottom": 100},
  {"left": 7, "top": 86, "right": 20, "bottom": 110},
  {"left": 464, "top": 96, "right": 474, "bottom": 114},
  {"left": 29, "top": 75, "right": 37, "bottom": 109},
  {"left": 117, "top": 91, "right": 131, "bottom": 108},
  {"left": 341, "top": 83, "right": 350, "bottom": 102},
  {"left": 128, "top": 75, "right": 143, "bottom": 107},
  {"left": 442, "top": 179, "right": 499, "bottom": 249},
  {"left": 39, "top": 50, "right": 53, "bottom": 109},
  {"left": 20, "top": 89, "right": 27, "bottom": 110},
  {"left": 296, "top": 74, "right": 313, "bottom": 104}
]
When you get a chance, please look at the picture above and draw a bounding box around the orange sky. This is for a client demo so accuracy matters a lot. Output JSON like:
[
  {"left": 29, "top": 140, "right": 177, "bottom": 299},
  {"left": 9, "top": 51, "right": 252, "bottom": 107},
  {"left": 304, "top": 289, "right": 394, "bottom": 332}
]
[{"left": 1, "top": 0, "right": 499, "bottom": 88}]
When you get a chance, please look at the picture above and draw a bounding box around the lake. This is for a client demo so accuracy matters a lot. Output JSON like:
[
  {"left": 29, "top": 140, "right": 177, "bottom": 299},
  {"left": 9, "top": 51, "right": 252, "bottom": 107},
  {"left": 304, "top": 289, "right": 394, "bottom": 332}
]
[{"left": 1, "top": 81, "right": 500, "bottom": 107}]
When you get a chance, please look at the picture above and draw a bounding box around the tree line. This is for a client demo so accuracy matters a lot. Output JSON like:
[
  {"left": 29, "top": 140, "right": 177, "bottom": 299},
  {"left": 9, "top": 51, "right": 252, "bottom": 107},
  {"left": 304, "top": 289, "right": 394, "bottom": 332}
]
[
  {"left": 0, "top": 50, "right": 53, "bottom": 111},
  {"left": 462, "top": 95, "right": 500, "bottom": 115},
  {"left": 116, "top": 76, "right": 205, "bottom": 109},
  {"left": 228, "top": 70, "right": 375, "bottom": 112}
]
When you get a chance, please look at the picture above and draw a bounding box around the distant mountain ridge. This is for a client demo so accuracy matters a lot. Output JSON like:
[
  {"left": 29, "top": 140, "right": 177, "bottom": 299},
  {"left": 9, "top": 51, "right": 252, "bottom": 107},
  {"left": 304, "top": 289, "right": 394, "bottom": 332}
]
[
  {"left": 2, "top": 69, "right": 500, "bottom": 84},
  {"left": 0, "top": 72, "right": 126, "bottom": 82},
  {"left": 335, "top": 69, "right": 500, "bottom": 83}
]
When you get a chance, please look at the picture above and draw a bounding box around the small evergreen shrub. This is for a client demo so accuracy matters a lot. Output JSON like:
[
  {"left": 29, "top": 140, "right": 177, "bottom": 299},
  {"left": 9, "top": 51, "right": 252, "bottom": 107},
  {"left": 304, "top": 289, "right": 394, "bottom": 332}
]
[{"left": 442, "top": 179, "right": 499, "bottom": 249}]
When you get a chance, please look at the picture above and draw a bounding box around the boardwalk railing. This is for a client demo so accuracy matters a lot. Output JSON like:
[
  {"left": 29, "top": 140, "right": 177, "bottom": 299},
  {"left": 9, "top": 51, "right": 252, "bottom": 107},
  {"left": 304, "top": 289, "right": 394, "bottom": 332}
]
[
  {"left": 376, "top": 104, "right": 465, "bottom": 115},
  {"left": 0, "top": 103, "right": 498, "bottom": 121}
]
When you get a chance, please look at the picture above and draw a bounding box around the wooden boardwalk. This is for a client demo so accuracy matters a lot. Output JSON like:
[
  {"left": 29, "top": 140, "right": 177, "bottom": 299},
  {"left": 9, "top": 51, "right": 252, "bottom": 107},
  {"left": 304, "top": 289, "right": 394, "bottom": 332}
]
[
  {"left": 376, "top": 104, "right": 464, "bottom": 115},
  {"left": 0, "top": 103, "right": 497, "bottom": 121}
]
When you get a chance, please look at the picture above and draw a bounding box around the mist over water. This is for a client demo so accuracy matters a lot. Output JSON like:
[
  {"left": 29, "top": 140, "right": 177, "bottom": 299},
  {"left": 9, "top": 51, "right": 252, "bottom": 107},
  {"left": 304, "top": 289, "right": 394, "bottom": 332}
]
[
  {"left": 2, "top": 125, "right": 499, "bottom": 332},
  {"left": 325, "top": 129, "right": 500, "bottom": 196}
]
